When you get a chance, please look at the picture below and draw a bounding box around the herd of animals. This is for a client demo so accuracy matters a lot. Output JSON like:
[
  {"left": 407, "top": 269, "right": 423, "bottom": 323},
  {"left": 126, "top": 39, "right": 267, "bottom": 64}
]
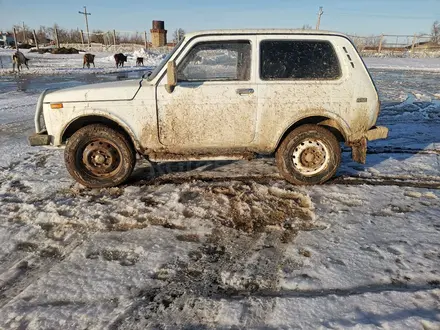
[{"left": 11, "top": 50, "right": 146, "bottom": 72}]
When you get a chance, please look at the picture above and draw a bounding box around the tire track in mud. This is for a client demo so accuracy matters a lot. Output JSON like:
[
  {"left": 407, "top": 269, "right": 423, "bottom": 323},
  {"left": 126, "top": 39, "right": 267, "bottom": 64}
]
[
  {"left": 329, "top": 174, "right": 440, "bottom": 189},
  {"left": 111, "top": 228, "right": 299, "bottom": 329},
  {"left": 133, "top": 173, "right": 440, "bottom": 190},
  {"left": 129, "top": 146, "right": 440, "bottom": 190},
  {"left": 203, "top": 282, "right": 440, "bottom": 301},
  {"left": 0, "top": 233, "right": 85, "bottom": 309},
  {"left": 365, "top": 147, "right": 440, "bottom": 155},
  {"left": 2, "top": 145, "right": 440, "bottom": 190}
]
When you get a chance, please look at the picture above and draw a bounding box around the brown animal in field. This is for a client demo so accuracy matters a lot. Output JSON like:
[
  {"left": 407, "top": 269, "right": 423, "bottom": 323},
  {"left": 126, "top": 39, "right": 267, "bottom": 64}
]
[
  {"left": 83, "top": 53, "right": 95, "bottom": 68},
  {"left": 136, "top": 57, "right": 144, "bottom": 66},
  {"left": 114, "top": 53, "right": 127, "bottom": 68},
  {"left": 12, "top": 51, "right": 30, "bottom": 72}
]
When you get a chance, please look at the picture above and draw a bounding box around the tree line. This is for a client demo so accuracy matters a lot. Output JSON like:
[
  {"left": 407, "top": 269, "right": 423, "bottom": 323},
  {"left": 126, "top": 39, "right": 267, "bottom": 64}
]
[
  {"left": 7, "top": 24, "right": 186, "bottom": 46},
  {"left": 6, "top": 21, "right": 439, "bottom": 46}
]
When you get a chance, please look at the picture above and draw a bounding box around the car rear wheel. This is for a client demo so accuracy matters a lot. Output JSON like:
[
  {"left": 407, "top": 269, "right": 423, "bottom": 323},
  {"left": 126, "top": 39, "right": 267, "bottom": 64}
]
[
  {"left": 276, "top": 124, "right": 341, "bottom": 185},
  {"left": 64, "top": 124, "right": 135, "bottom": 188}
]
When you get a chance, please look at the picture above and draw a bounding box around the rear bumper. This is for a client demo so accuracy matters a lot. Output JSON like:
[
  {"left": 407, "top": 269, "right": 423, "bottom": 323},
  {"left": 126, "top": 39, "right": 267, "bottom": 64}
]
[
  {"left": 346, "top": 126, "right": 388, "bottom": 164},
  {"left": 365, "top": 126, "right": 388, "bottom": 141}
]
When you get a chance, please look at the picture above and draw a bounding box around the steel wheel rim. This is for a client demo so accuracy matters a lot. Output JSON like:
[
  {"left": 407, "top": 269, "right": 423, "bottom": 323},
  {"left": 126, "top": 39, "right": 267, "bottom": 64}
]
[
  {"left": 81, "top": 138, "right": 122, "bottom": 178},
  {"left": 292, "top": 138, "right": 330, "bottom": 176}
]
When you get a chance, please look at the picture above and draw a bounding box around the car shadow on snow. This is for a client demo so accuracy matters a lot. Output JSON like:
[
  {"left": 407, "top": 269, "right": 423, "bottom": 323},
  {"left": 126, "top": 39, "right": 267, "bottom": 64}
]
[{"left": 128, "top": 160, "right": 238, "bottom": 184}]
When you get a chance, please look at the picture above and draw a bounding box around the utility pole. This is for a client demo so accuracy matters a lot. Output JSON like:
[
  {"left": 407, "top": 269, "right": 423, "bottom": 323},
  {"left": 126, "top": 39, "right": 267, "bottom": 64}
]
[
  {"left": 22, "top": 22, "right": 26, "bottom": 43},
  {"left": 54, "top": 26, "right": 60, "bottom": 48},
  {"left": 316, "top": 6, "right": 324, "bottom": 30},
  {"left": 144, "top": 31, "right": 148, "bottom": 49},
  {"left": 113, "top": 29, "right": 116, "bottom": 52},
  {"left": 78, "top": 6, "right": 91, "bottom": 48},
  {"left": 13, "top": 28, "right": 18, "bottom": 50},
  {"left": 33, "top": 29, "right": 39, "bottom": 50}
]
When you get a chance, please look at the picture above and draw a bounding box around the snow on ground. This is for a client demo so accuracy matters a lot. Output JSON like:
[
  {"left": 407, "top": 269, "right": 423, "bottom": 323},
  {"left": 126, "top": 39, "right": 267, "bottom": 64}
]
[
  {"left": 0, "top": 62, "right": 439, "bottom": 329},
  {"left": 1, "top": 47, "right": 440, "bottom": 76},
  {"left": 0, "top": 48, "right": 166, "bottom": 76},
  {"left": 364, "top": 57, "right": 440, "bottom": 72}
]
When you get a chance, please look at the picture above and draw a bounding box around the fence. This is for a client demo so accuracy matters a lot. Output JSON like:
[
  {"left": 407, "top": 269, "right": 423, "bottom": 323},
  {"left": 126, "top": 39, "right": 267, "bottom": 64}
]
[
  {"left": 6, "top": 25, "right": 440, "bottom": 57},
  {"left": 58, "top": 30, "right": 175, "bottom": 53},
  {"left": 59, "top": 43, "right": 162, "bottom": 54},
  {"left": 7, "top": 27, "right": 176, "bottom": 53},
  {"left": 348, "top": 34, "right": 440, "bottom": 57}
]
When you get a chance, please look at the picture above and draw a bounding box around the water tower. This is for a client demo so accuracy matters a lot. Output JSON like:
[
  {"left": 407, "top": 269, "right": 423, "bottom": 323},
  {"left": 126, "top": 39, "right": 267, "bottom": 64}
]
[{"left": 150, "top": 20, "right": 167, "bottom": 47}]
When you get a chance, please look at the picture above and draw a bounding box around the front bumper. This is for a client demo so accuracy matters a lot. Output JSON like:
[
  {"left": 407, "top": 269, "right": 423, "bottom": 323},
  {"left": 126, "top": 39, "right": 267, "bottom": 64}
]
[
  {"left": 28, "top": 89, "right": 51, "bottom": 146},
  {"left": 28, "top": 131, "right": 50, "bottom": 146},
  {"left": 346, "top": 126, "right": 388, "bottom": 164}
]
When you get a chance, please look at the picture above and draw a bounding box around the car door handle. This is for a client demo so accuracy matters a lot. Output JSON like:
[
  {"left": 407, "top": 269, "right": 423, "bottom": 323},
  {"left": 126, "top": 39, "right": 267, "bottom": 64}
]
[{"left": 236, "top": 88, "right": 254, "bottom": 95}]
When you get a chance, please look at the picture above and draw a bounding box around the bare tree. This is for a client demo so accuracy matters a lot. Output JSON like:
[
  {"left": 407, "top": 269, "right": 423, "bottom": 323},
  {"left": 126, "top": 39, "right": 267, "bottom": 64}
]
[
  {"left": 301, "top": 24, "right": 313, "bottom": 30},
  {"left": 91, "top": 29, "right": 105, "bottom": 44},
  {"left": 54, "top": 24, "right": 70, "bottom": 43},
  {"left": 131, "top": 32, "right": 143, "bottom": 44},
  {"left": 173, "top": 28, "right": 185, "bottom": 42},
  {"left": 432, "top": 20, "right": 440, "bottom": 44},
  {"left": 12, "top": 24, "right": 32, "bottom": 43},
  {"left": 364, "top": 35, "right": 382, "bottom": 47},
  {"left": 68, "top": 29, "right": 83, "bottom": 43},
  {"left": 36, "top": 26, "right": 49, "bottom": 44}
]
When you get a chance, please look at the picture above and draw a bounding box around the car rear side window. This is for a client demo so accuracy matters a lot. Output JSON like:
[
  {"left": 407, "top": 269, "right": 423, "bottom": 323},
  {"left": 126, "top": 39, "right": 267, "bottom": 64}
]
[{"left": 260, "top": 40, "right": 341, "bottom": 80}]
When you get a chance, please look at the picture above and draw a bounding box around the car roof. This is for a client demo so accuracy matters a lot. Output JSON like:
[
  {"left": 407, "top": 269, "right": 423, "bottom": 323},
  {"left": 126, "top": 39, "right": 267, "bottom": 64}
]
[{"left": 184, "top": 29, "right": 348, "bottom": 39}]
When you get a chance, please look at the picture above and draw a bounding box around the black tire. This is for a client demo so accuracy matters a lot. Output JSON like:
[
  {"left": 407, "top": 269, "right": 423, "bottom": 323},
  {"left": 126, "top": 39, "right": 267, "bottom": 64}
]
[
  {"left": 276, "top": 124, "right": 341, "bottom": 185},
  {"left": 64, "top": 124, "right": 136, "bottom": 188}
]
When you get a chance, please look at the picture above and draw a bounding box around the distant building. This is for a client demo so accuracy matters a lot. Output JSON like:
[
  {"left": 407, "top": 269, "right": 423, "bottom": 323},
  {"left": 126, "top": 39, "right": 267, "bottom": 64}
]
[
  {"left": 150, "top": 21, "right": 167, "bottom": 48},
  {"left": 0, "top": 32, "right": 15, "bottom": 46}
]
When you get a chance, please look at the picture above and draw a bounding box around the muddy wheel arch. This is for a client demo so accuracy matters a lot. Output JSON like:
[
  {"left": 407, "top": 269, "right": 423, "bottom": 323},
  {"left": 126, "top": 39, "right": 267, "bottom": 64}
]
[
  {"left": 275, "top": 115, "right": 350, "bottom": 151},
  {"left": 61, "top": 115, "right": 140, "bottom": 152}
]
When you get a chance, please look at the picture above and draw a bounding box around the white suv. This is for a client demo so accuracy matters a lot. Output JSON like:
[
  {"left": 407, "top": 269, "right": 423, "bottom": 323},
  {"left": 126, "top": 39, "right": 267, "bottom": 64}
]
[{"left": 29, "top": 29, "right": 388, "bottom": 188}]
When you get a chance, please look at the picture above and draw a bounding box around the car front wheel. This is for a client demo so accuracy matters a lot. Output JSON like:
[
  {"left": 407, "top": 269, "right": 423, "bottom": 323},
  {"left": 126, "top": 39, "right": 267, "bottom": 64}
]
[
  {"left": 276, "top": 124, "right": 341, "bottom": 185},
  {"left": 64, "top": 124, "right": 136, "bottom": 188}
]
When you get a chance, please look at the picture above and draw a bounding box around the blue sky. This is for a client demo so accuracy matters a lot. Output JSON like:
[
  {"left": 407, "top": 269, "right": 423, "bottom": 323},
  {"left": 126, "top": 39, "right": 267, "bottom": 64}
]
[{"left": 0, "top": 0, "right": 438, "bottom": 36}]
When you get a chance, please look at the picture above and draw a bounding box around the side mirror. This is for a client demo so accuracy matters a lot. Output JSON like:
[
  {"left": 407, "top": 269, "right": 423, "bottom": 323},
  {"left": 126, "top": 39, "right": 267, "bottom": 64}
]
[{"left": 165, "top": 60, "right": 177, "bottom": 93}]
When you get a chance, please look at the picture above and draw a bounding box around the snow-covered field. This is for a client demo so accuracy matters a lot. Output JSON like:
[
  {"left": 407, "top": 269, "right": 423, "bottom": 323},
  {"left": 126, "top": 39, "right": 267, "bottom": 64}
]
[
  {"left": 1, "top": 48, "right": 440, "bottom": 76},
  {"left": 0, "top": 48, "right": 166, "bottom": 76},
  {"left": 0, "top": 56, "right": 439, "bottom": 329},
  {"left": 364, "top": 58, "right": 440, "bottom": 72}
]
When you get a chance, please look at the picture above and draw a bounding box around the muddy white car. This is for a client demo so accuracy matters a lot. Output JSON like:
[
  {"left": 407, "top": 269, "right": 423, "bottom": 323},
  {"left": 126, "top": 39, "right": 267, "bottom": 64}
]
[{"left": 29, "top": 29, "right": 388, "bottom": 188}]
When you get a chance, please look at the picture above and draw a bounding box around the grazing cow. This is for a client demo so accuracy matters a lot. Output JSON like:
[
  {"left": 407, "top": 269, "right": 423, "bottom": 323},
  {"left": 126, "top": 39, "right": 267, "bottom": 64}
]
[
  {"left": 136, "top": 57, "right": 144, "bottom": 66},
  {"left": 114, "top": 53, "right": 127, "bottom": 68},
  {"left": 12, "top": 51, "right": 30, "bottom": 72},
  {"left": 83, "top": 53, "right": 95, "bottom": 68}
]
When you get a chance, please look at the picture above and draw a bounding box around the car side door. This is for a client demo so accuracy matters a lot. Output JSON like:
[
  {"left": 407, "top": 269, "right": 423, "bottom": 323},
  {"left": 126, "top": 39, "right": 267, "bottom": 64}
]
[{"left": 156, "top": 36, "right": 258, "bottom": 152}]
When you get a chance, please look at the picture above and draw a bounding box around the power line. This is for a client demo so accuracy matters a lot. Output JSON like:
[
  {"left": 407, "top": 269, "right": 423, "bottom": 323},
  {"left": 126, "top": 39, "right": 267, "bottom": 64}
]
[
  {"left": 78, "top": 6, "right": 91, "bottom": 48},
  {"left": 316, "top": 6, "right": 324, "bottom": 30}
]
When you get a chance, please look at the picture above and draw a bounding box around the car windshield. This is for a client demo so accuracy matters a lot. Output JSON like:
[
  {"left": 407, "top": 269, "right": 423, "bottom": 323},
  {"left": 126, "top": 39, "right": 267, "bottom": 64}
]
[{"left": 147, "top": 38, "right": 185, "bottom": 81}]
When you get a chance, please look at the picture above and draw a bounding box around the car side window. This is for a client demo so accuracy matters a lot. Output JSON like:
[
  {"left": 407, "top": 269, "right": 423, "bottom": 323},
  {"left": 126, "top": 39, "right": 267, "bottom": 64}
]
[
  {"left": 177, "top": 41, "right": 251, "bottom": 82},
  {"left": 260, "top": 40, "right": 341, "bottom": 80}
]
